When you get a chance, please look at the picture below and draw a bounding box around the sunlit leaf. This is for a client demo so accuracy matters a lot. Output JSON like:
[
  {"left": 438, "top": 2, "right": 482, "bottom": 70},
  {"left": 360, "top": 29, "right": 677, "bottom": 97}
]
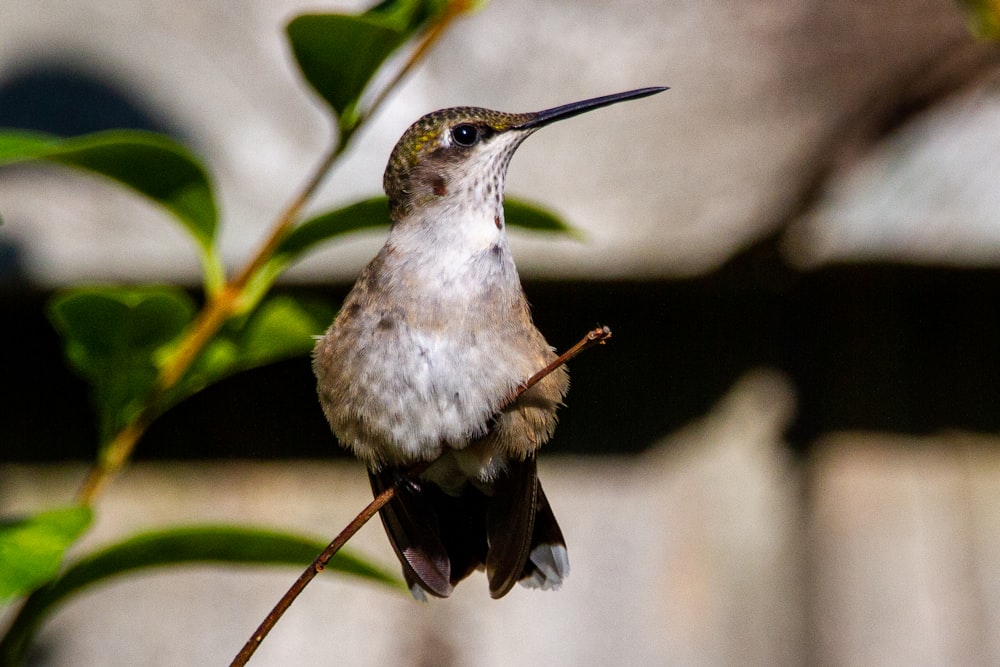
[
  {"left": 0, "top": 525, "right": 400, "bottom": 665},
  {"left": 0, "top": 130, "right": 224, "bottom": 291},
  {"left": 0, "top": 130, "right": 217, "bottom": 251},
  {"left": 52, "top": 525, "right": 401, "bottom": 598},
  {"left": 239, "top": 296, "right": 334, "bottom": 364},
  {"left": 168, "top": 296, "right": 334, "bottom": 404},
  {"left": 0, "top": 132, "right": 59, "bottom": 161},
  {"left": 0, "top": 507, "right": 92, "bottom": 601},
  {"left": 505, "top": 197, "right": 580, "bottom": 236},
  {"left": 278, "top": 197, "right": 391, "bottom": 261}
]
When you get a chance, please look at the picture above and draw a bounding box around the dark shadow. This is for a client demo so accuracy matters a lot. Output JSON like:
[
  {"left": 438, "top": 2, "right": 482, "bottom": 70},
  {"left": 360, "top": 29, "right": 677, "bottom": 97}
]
[
  {"left": 0, "top": 63, "right": 182, "bottom": 286},
  {"left": 0, "top": 63, "right": 174, "bottom": 137}
]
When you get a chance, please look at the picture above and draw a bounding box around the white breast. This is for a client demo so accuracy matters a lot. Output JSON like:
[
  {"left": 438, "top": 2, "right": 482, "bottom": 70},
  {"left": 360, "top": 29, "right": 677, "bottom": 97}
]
[{"left": 325, "top": 206, "right": 534, "bottom": 465}]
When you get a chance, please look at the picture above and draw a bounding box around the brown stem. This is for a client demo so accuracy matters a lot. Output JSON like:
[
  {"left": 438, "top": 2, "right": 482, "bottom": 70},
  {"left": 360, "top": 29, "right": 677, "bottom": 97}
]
[
  {"left": 230, "top": 143, "right": 343, "bottom": 294},
  {"left": 229, "top": 480, "right": 401, "bottom": 667},
  {"left": 74, "top": 416, "right": 151, "bottom": 504},
  {"left": 229, "top": 325, "right": 611, "bottom": 666},
  {"left": 502, "top": 325, "right": 611, "bottom": 408}
]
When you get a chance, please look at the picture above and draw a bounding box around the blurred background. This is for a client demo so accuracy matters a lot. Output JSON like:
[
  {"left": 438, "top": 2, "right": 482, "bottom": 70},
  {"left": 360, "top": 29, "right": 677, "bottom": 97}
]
[{"left": 2, "top": 0, "right": 1000, "bottom": 665}]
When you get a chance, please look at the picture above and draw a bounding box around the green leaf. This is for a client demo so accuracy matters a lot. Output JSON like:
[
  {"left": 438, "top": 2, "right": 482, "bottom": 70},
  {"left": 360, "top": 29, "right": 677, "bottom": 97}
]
[
  {"left": 286, "top": 0, "right": 456, "bottom": 129},
  {"left": 0, "top": 130, "right": 217, "bottom": 249},
  {"left": 0, "top": 130, "right": 223, "bottom": 291},
  {"left": 505, "top": 196, "right": 580, "bottom": 236},
  {"left": 55, "top": 525, "right": 401, "bottom": 598},
  {"left": 960, "top": 0, "right": 1000, "bottom": 40},
  {"left": 237, "top": 197, "right": 392, "bottom": 308},
  {"left": 287, "top": 13, "right": 410, "bottom": 127},
  {"left": 279, "top": 197, "right": 391, "bottom": 262},
  {"left": 48, "top": 286, "right": 196, "bottom": 440},
  {"left": 287, "top": 2, "right": 496, "bottom": 128},
  {"left": 0, "top": 525, "right": 400, "bottom": 665},
  {"left": 0, "top": 506, "right": 93, "bottom": 601},
  {"left": 170, "top": 296, "right": 334, "bottom": 403},
  {"left": 0, "top": 131, "right": 59, "bottom": 161},
  {"left": 239, "top": 296, "right": 334, "bottom": 364}
]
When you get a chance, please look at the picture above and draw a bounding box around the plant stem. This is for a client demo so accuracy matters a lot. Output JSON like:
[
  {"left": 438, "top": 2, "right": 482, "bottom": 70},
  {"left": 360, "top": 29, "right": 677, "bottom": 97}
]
[
  {"left": 75, "top": 418, "right": 151, "bottom": 504},
  {"left": 230, "top": 144, "right": 345, "bottom": 296},
  {"left": 229, "top": 480, "right": 403, "bottom": 667},
  {"left": 506, "top": 325, "right": 611, "bottom": 404}
]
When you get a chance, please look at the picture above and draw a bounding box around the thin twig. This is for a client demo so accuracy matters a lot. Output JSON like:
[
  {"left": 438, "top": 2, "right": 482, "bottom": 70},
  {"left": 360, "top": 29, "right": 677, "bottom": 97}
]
[
  {"left": 229, "top": 142, "right": 345, "bottom": 296},
  {"left": 503, "top": 325, "right": 611, "bottom": 407},
  {"left": 228, "top": 480, "right": 400, "bottom": 667},
  {"left": 229, "top": 325, "right": 612, "bottom": 666}
]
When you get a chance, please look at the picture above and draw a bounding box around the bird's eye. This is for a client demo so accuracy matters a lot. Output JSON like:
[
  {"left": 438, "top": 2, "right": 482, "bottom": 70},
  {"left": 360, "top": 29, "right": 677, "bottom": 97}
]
[{"left": 451, "top": 124, "right": 479, "bottom": 147}]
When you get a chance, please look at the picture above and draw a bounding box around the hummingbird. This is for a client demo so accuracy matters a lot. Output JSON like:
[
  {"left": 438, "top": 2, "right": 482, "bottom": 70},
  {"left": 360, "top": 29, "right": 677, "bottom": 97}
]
[{"left": 313, "top": 86, "right": 666, "bottom": 599}]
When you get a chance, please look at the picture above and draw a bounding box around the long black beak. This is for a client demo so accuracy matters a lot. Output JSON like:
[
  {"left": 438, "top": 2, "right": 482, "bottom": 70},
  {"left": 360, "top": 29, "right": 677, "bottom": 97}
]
[{"left": 515, "top": 86, "right": 668, "bottom": 130}]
